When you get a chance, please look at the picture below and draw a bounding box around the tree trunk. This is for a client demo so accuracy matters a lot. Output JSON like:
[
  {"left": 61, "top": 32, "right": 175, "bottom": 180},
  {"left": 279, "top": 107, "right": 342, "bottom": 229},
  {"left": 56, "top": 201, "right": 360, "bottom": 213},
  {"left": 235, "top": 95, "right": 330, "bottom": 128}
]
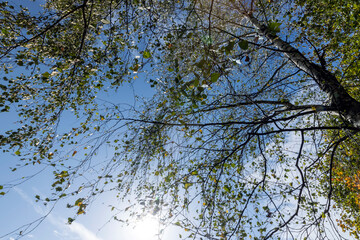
[{"left": 247, "top": 15, "right": 360, "bottom": 127}]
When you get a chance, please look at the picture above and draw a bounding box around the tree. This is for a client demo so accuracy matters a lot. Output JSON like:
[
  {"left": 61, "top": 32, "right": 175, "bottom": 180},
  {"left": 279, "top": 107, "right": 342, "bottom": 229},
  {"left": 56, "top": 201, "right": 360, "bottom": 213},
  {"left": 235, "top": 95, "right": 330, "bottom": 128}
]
[{"left": 0, "top": 0, "right": 360, "bottom": 239}]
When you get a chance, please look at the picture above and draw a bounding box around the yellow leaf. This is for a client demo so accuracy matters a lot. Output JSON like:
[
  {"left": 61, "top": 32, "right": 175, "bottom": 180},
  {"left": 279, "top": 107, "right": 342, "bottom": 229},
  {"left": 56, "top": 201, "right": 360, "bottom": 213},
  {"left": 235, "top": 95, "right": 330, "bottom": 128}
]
[{"left": 77, "top": 209, "right": 85, "bottom": 215}]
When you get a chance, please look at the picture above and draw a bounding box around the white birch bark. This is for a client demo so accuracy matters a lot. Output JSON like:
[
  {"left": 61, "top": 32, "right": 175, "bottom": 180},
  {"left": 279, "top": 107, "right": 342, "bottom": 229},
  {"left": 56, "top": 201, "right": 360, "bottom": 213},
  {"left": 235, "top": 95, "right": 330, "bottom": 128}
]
[{"left": 246, "top": 15, "right": 360, "bottom": 127}]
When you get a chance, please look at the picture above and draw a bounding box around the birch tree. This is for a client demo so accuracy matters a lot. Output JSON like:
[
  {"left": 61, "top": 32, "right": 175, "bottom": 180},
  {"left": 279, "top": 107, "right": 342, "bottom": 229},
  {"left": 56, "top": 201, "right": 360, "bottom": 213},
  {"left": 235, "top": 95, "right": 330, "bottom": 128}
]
[{"left": 0, "top": 0, "right": 360, "bottom": 239}]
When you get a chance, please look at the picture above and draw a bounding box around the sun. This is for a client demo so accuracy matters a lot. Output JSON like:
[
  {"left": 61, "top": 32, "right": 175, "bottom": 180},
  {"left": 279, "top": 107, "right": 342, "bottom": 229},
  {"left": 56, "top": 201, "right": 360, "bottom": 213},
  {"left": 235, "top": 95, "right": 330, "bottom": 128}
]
[{"left": 130, "top": 215, "right": 160, "bottom": 240}]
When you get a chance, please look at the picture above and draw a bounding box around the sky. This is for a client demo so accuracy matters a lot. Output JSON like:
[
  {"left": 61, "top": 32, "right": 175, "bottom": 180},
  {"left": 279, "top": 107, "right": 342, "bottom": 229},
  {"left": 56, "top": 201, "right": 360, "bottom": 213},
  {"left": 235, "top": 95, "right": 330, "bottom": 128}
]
[
  {"left": 0, "top": 1, "right": 184, "bottom": 239},
  {"left": 0, "top": 76, "right": 184, "bottom": 240},
  {"left": 0, "top": 0, "right": 356, "bottom": 239},
  {"left": 0, "top": 78, "right": 177, "bottom": 240}
]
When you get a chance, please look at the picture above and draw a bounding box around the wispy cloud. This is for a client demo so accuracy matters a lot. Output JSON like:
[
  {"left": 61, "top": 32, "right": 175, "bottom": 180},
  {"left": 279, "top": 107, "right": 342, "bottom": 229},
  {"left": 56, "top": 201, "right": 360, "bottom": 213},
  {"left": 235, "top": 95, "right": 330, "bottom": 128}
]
[
  {"left": 13, "top": 187, "right": 103, "bottom": 240},
  {"left": 13, "top": 187, "right": 47, "bottom": 215},
  {"left": 68, "top": 222, "right": 102, "bottom": 240}
]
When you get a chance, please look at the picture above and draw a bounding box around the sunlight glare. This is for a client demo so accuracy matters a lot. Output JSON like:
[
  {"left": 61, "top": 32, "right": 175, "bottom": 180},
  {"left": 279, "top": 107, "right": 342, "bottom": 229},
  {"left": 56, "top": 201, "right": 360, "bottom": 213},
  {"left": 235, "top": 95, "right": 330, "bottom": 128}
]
[{"left": 130, "top": 215, "right": 160, "bottom": 240}]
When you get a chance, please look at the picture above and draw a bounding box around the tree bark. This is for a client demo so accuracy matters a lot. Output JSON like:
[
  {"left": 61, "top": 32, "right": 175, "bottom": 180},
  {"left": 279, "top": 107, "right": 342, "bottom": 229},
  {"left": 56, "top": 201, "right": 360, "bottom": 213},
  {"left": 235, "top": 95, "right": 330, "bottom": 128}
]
[{"left": 247, "top": 15, "right": 360, "bottom": 127}]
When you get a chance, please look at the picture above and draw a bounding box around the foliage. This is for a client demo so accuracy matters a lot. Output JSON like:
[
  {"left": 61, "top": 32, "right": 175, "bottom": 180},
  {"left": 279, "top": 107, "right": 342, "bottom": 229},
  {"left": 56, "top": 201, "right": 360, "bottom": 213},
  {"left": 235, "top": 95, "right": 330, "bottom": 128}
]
[
  {"left": 318, "top": 125, "right": 360, "bottom": 239},
  {"left": 295, "top": 0, "right": 360, "bottom": 91},
  {"left": 295, "top": 0, "right": 360, "bottom": 236},
  {"left": 0, "top": 0, "right": 360, "bottom": 239}
]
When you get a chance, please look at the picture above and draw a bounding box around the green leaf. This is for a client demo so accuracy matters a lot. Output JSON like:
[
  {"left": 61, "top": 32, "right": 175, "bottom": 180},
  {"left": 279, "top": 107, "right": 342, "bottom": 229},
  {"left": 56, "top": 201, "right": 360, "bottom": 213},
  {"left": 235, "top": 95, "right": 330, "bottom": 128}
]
[
  {"left": 224, "top": 41, "right": 235, "bottom": 54},
  {"left": 15, "top": 150, "right": 21, "bottom": 156},
  {"left": 210, "top": 72, "right": 221, "bottom": 83},
  {"left": 201, "top": 35, "right": 213, "bottom": 44},
  {"left": 143, "top": 51, "right": 152, "bottom": 59},
  {"left": 223, "top": 185, "right": 231, "bottom": 193},
  {"left": 1, "top": 105, "right": 10, "bottom": 112},
  {"left": 195, "top": 59, "right": 206, "bottom": 69},
  {"left": 193, "top": 78, "right": 199, "bottom": 87},
  {"left": 42, "top": 72, "right": 50, "bottom": 79},
  {"left": 0, "top": 192, "right": 5, "bottom": 196},
  {"left": 238, "top": 40, "right": 249, "bottom": 50},
  {"left": 67, "top": 218, "right": 74, "bottom": 224},
  {"left": 268, "top": 21, "right": 281, "bottom": 34}
]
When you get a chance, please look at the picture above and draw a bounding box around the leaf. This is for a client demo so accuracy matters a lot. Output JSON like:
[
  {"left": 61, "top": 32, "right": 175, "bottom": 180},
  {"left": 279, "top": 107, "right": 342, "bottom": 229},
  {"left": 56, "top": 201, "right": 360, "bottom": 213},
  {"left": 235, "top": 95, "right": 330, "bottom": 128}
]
[
  {"left": 77, "top": 209, "right": 85, "bottom": 215},
  {"left": 72, "top": 151, "right": 77, "bottom": 156},
  {"left": 1, "top": 106, "right": 10, "bottom": 112},
  {"left": 101, "top": 19, "right": 110, "bottom": 24},
  {"left": 193, "top": 78, "right": 199, "bottom": 87},
  {"left": 143, "top": 51, "right": 152, "bottom": 59},
  {"left": 224, "top": 41, "right": 235, "bottom": 54},
  {"left": 184, "top": 183, "right": 192, "bottom": 190},
  {"left": 131, "top": 64, "right": 140, "bottom": 72},
  {"left": 195, "top": 59, "right": 206, "bottom": 69},
  {"left": 223, "top": 185, "right": 231, "bottom": 193},
  {"left": 75, "top": 198, "right": 84, "bottom": 206},
  {"left": 15, "top": 150, "right": 21, "bottom": 156},
  {"left": 210, "top": 72, "right": 221, "bottom": 83},
  {"left": 268, "top": 21, "right": 281, "bottom": 34},
  {"left": 42, "top": 72, "right": 50, "bottom": 79},
  {"left": 201, "top": 35, "right": 213, "bottom": 44},
  {"left": 67, "top": 218, "right": 74, "bottom": 224},
  {"left": 238, "top": 40, "right": 249, "bottom": 50}
]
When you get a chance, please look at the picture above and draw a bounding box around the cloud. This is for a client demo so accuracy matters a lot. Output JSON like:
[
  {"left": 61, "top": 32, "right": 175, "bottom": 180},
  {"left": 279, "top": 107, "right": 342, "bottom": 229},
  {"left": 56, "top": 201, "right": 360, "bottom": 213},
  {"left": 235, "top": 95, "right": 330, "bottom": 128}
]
[
  {"left": 13, "top": 187, "right": 103, "bottom": 240},
  {"left": 68, "top": 222, "right": 102, "bottom": 240},
  {"left": 13, "top": 187, "right": 47, "bottom": 216}
]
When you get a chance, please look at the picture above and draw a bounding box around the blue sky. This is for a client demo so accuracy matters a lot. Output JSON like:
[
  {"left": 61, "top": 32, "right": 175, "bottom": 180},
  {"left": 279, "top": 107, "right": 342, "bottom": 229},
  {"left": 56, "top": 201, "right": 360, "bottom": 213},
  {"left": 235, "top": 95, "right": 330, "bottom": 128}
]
[
  {"left": 0, "top": 74, "right": 185, "bottom": 240},
  {"left": 0, "top": 1, "right": 181, "bottom": 238},
  {"left": 1, "top": 0, "right": 355, "bottom": 239}
]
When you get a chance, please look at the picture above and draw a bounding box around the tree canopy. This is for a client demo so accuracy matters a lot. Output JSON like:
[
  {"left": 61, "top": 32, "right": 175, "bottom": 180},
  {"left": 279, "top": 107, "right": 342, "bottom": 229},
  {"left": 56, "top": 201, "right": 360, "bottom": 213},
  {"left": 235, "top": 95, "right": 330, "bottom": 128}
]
[{"left": 1, "top": 0, "right": 360, "bottom": 239}]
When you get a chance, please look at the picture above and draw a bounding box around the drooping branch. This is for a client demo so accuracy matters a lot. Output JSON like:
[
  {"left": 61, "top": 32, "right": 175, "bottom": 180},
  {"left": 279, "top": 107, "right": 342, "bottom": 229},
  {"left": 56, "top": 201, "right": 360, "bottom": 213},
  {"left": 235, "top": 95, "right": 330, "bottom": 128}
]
[
  {"left": 264, "top": 130, "right": 306, "bottom": 239},
  {"left": 0, "top": 1, "right": 89, "bottom": 59}
]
